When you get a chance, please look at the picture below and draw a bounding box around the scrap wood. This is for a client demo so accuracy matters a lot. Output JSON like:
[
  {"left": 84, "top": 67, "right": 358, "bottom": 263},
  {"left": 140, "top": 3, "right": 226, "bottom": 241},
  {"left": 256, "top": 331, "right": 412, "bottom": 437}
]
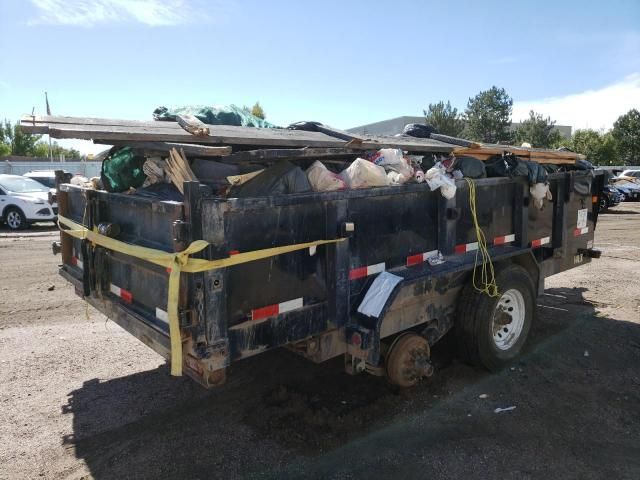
[
  {"left": 227, "top": 169, "right": 265, "bottom": 186},
  {"left": 165, "top": 148, "right": 198, "bottom": 194},
  {"left": 452, "top": 146, "right": 581, "bottom": 165},
  {"left": 176, "top": 114, "right": 210, "bottom": 137},
  {"left": 104, "top": 141, "right": 231, "bottom": 157}
]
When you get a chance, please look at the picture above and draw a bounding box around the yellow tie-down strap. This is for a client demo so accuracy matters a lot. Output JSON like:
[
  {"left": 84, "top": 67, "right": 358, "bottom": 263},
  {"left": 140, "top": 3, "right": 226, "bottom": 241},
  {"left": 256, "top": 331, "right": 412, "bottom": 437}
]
[{"left": 58, "top": 215, "right": 346, "bottom": 376}]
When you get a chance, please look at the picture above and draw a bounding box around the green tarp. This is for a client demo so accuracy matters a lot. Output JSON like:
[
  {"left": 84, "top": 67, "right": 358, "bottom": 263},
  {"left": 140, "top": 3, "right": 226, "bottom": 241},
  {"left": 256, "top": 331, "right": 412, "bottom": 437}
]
[{"left": 152, "top": 104, "right": 278, "bottom": 129}]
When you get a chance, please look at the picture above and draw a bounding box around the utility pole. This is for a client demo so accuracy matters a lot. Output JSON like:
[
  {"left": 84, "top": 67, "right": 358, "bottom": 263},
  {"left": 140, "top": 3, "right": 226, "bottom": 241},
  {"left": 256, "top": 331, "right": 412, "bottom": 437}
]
[{"left": 45, "top": 92, "right": 52, "bottom": 162}]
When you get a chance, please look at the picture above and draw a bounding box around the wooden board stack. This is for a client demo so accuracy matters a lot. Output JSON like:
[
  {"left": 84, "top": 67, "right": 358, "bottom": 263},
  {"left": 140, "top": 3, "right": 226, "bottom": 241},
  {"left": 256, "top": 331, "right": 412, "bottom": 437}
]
[{"left": 19, "top": 114, "right": 582, "bottom": 166}]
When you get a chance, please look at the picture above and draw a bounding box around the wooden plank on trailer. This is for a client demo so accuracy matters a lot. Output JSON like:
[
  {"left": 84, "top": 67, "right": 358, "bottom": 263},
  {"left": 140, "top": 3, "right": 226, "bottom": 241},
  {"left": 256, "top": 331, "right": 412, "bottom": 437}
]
[
  {"left": 19, "top": 114, "right": 459, "bottom": 152},
  {"left": 43, "top": 123, "right": 345, "bottom": 147},
  {"left": 103, "top": 141, "right": 232, "bottom": 157},
  {"left": 218, "top": 147, "right": 363, "bottom": 163}
]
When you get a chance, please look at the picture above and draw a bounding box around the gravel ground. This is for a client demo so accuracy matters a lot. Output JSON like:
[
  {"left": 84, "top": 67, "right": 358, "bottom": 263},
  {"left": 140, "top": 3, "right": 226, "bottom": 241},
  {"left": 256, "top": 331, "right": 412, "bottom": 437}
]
[{"left": 1, "top": 205, "right": 639, "bottom": 480}]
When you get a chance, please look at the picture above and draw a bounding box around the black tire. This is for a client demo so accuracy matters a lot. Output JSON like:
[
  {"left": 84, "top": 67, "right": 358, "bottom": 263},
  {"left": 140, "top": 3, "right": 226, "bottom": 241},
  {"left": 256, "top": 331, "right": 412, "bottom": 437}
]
[
  {"left": 4, "top": 207, "right": 28, "bottom": 231},
  {"left": 456, "top": 264, "right": 535, "bottom": 371},
  {"left": 599, "top": 198, "right": 608, "bottom": 210}
]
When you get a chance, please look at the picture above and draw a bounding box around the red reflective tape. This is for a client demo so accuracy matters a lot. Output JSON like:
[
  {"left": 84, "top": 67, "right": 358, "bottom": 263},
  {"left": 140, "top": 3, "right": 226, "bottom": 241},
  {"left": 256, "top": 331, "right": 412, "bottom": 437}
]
[
  {"left": 349, "top": 266, "right": 368, "bottom": 280},
  {"left": 574, "top": 227, "right": 589, "bottom": 236},
  {"left": 531, "top": 236, "right": 550, "bottom": 248},
  {"left": 251, "top": 304, "right": 279, "bottom": 321},
  {"left": 229, "top": 250, "right": 240, "bottom": 256},
  {"left": 166, "top": 267, "right": 172, "bottom": 273},
  {"left": 493, "top": 234, "right": 515, "bottom": 246},
  {"left": 406, "top": 254, "right": 423, "bottom": 267},
  {"left": 454, "top": 244, "right": 467, "bottom": 254},
  {"left": 120, "top": 289, "right": 133, "bottom": 304}
]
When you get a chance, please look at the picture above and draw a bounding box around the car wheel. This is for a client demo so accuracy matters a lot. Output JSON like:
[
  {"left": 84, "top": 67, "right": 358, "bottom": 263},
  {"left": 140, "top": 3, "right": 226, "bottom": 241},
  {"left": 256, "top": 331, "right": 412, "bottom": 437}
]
[
  {"left": 5, "top": 207, "right": 28, "bottom": 230},
  {"left": 599, "top": 198, "right": 608, "bottom": 210},
  {"left": 456, "top": 264, "right": 535, "bottom": 371}
]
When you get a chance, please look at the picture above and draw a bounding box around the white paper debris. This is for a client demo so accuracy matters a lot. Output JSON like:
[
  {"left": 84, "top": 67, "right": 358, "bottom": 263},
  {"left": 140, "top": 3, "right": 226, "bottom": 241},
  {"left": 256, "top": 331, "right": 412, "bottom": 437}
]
[
  {"left": 357, "top": 272, "right": 403, "bottom": 318},
  {"left": 494, "top": 406, "right": 517, "bottom": 413}
]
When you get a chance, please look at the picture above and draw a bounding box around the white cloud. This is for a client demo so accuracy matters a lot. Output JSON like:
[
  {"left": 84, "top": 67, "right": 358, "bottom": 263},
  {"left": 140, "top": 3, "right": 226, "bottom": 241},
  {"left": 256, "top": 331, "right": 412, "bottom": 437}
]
[
  {"left": 29, "top": 0, "right": 215, "bottom": 27},
  {"left": 513, "top": 73, "right": 640, "bottom": 132}
]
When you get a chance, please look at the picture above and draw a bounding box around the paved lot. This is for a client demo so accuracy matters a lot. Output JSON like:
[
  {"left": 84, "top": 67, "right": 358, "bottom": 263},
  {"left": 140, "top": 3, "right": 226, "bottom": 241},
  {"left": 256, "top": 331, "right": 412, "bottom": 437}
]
[{"left": 1, "top": 206, "right": 639, "bottom": 479}]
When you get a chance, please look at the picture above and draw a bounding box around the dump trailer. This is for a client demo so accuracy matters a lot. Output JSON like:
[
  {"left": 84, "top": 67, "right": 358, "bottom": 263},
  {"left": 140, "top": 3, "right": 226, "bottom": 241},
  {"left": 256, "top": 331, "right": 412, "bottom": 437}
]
[{"left": 25, "top": 115, "right": 605, "bottom": 388}]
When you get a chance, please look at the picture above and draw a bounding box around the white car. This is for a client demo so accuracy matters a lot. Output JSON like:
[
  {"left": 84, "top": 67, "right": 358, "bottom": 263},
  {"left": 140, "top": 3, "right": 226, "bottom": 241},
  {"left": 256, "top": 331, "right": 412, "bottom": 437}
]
[
  {"left": 0, "top": 174, "right": 58, "bottom": 230},
  {"left": 23, "top": 170, "right": 60, "bottom": 189},
  {"left": 620, "top": 169, "right": 640, "bottom": 179}
]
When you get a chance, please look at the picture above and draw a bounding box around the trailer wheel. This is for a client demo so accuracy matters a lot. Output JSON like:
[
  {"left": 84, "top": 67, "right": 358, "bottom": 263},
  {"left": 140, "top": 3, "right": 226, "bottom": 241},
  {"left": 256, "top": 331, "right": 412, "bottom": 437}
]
[
  {"left": 385, "top": 333, "right": 434, "bottom": 387},
  {"left": 456, "top": 264, "right": 535, "bottom": 371}
]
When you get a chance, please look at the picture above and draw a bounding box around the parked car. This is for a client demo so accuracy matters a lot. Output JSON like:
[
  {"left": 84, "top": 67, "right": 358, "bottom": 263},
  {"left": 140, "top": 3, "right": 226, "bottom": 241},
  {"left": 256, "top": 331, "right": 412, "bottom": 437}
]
[
  {"left": 600, "top": 185, "right": 623, "bottom": 210},
  {"left": 619, "top": 169, "right": 640, "bottom": 179},
  {"left": 612, "top": 181, "right": 640, "bottom": 201},
  {"left": 0, "top": 174, "right": 58, "bottom": 230},
  {"left": 23, "top": 170, "right": 65, "bottom": 189}
]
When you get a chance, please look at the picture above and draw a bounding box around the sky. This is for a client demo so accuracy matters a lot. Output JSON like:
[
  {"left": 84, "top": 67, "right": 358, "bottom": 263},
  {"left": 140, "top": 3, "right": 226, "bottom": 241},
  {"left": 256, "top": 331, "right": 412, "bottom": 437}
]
[{"left": 0, "top": 0, "right": 639, "bottom": 153}]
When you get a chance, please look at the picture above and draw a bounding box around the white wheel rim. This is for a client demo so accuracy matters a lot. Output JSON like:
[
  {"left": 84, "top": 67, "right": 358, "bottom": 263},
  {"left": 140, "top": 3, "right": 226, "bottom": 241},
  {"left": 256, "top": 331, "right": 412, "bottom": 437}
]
[
  {"left": 492, "top": 289, "right": 526, "bottom": 351},
  {"left": 7, "top": 211, "right": 21, "bottom": 229}
]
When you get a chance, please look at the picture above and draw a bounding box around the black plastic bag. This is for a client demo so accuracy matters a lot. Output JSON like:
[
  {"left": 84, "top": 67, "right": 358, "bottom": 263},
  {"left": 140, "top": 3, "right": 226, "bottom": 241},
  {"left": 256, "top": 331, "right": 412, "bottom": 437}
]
[
  {"left": 402, "top": 123, "right": 437, "bottom": 138},
  {"left": 485, "top": 154, "right": 547, "bottom": 185},
  {"left": 454, "top": 156, "right": 486, "bottom": 178},
  {"left": 231, "top": 161, "right": 312, "bottom": 197}
]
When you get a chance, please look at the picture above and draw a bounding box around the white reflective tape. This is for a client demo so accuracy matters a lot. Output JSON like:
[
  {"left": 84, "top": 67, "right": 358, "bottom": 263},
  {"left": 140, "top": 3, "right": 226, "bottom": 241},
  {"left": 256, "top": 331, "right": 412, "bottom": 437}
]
[
  {"left": 541, "top": 236, "right": 550, "bottom": 245},
  {"left": 366, "top": 262, "right": 386, "bottom": 276},
  {"left": 504, "top": 234, "right": 516, "bottom": 243},
  {"left": 155, "top": 307, "right": 169, "bottom": 323},
  {"left": 279, "top": 298, "right": 304, "bottom": 313},
  {"left": 110, "top": 284, "right": 121, "bottom": 296},
  {"left": 466, "top": 242, "right": 479, "bottom": 252},
  {"left": 422, "top": 249, "right": 439, "bottom": 261}
]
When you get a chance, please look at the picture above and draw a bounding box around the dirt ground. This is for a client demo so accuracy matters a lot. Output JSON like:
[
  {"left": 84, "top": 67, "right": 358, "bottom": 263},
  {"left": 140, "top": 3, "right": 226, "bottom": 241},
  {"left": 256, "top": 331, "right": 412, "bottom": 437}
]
[{"left": 1, "top": 204, "right": 639, "bottom": 480}]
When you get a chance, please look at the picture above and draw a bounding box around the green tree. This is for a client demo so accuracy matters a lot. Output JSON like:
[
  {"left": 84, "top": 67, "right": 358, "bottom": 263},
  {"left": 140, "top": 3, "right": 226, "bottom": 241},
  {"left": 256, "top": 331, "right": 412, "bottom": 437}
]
[
  {"left": 513, "top": 110, "right": 562, "bottom": 148},
  {"left": 1, "top": 119, "right": 42, "bottom": 156},
  {"left": 32, "top": 140, "right": 81, "bottom": 159},
  {"left": 464, "top": 86, "right": 513, "bottom": 143},
  {"left": 612, "top": 109, "right": 640, "bottom": 165},
  {"left": 567, "top": 129, "right": 618, "bottom": 166},
  {"left": 251, "top": 102, "right": 265, "bottom": 120},
  {"left": 423, "top": 100, "right": 465, "bottom": 137}
]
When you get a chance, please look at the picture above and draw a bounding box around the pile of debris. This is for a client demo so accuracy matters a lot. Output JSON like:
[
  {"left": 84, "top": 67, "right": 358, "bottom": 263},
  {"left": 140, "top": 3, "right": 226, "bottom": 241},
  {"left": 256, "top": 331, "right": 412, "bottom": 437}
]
[{"left": 20, "top": 107, "right": 590, "bottom": 208}]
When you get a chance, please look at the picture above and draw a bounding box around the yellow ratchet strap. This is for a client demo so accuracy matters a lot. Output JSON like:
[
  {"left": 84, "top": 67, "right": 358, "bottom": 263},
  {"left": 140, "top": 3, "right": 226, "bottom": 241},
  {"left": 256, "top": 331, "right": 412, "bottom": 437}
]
[{"left": 58, "top": 214, "right": 346, "bottom": 376}]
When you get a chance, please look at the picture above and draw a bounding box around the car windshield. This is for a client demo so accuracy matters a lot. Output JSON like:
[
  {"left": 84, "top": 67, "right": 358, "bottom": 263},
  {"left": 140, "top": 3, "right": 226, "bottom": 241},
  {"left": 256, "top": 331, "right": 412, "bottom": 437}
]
[
  {"left": 0, "top": 176, "right": 50, "bottom": 193},
  {"left": 28, "top": 177, "right": 56, "bottom": 188}
]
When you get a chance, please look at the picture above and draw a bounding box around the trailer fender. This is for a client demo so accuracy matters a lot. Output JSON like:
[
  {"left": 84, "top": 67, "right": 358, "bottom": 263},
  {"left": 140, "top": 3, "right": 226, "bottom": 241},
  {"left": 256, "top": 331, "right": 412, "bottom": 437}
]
[
  {"left": 352, "top": 251, "right": 541, "bottom": 366},
  {"left": 350, "top": 270, "right": 466, "bottom": 366}
]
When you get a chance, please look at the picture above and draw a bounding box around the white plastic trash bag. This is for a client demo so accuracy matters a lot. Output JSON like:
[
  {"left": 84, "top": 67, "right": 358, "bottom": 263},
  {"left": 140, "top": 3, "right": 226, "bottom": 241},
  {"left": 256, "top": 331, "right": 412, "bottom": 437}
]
[
  {"left": 371, "top": 148, "right": 414, "bottom": 184},
  {"left": 530, "top": 182, "right": 552, "bottom": 209},
  {"left": 425, "top": 163, "right": 457, "bottom": 199},
  {"left": 357, "top": 272, "right": 403, "bottom": 318},
  {"left": 306, "top": 160, "right": 346, "bottom": 191},
  {"left": 340, "top": 158, "right": 389, "bottom": 189}
]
